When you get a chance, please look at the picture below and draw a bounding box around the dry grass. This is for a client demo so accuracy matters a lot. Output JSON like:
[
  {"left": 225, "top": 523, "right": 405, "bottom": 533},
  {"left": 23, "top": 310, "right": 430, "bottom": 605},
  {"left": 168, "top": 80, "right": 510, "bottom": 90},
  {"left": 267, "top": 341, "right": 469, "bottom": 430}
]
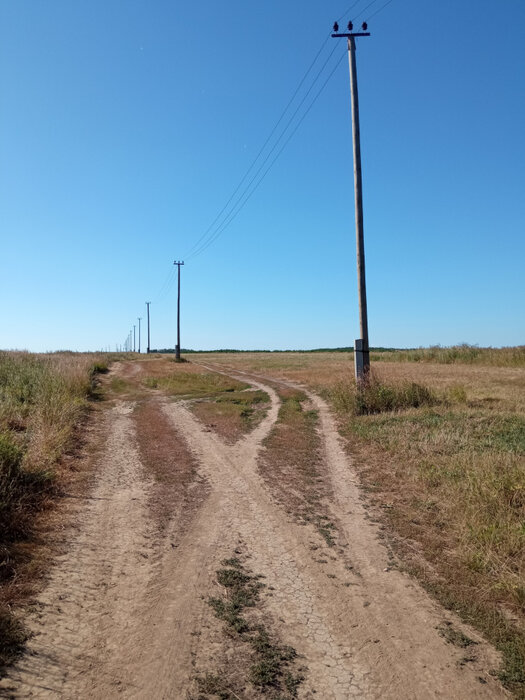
[
  {"left": 260, "top": 387, "right": 336, "bottom": 547},
  {"left": 0, "top": 350, "right": 115, "bottom": 669},
  {"left": 143, "top": 369, "right": 247, "bottom": 398},
  {"left": 371, "top": 344, "right": 525, "bottom": 367},
  {"left": 132, "top": 399, "right": 206, "bottom": 532},
  {"left": 191, "top": 390, "right": 270, "bottom": 443},
  {"left": 197, "top": 349, "right": 525, "bottom": 696}
]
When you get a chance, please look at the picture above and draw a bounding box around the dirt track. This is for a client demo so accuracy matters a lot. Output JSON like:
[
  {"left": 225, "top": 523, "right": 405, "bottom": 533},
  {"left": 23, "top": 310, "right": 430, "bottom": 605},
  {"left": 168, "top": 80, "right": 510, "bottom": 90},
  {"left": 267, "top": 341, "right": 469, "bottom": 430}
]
[{"left": 0, "top": 360, "right": 509, "bottom": 698}]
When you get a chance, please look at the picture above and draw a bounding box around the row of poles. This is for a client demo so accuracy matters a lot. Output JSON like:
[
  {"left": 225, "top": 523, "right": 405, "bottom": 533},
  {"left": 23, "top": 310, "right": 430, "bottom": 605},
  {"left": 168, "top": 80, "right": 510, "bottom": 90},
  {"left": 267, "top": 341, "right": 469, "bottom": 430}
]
[
  {"left": 121, "top": 260, "right": 184, "bottom": 359},
  {"left": 120, "top": 23, "right": 372, "bottom": 381}
]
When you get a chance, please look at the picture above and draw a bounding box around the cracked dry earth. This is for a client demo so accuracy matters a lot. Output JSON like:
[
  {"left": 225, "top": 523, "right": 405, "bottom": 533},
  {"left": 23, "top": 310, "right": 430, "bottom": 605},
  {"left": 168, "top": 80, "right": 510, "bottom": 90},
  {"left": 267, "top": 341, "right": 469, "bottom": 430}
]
[{"left": 0, "top": 360, "right": 509, "bottom": 699}]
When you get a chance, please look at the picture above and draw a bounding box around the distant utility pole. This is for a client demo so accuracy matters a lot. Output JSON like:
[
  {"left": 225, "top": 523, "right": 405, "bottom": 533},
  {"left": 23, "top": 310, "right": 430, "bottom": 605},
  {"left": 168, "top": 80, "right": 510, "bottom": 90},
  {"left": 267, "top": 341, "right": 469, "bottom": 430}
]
[
  {"left": 332, "top": 20, "right": 371, "bottom": 382},
  {"left": 138, "top": 317, "right": 142, "bottom": 353},
  {"left": 173, "top": 260, "right": 184, "bottom": 360},
  {"left": 146, "top": 302, "right": 151, "bottom": 354},
  {"left": 133, "top": 324, "right": 136, "bottom": 353}
]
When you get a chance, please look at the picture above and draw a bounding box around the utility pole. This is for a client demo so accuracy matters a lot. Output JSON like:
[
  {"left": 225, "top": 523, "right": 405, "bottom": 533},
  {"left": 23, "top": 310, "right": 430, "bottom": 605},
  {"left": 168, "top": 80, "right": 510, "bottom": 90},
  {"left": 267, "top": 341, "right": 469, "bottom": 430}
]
[
  {"left": 146, "top": 302, "right": 151, "bottom": 354},
  {"left": 173, "top": 261, "right": 184, "bottom": 360},
  {"left": 332, "top": 20, "right": 371, "bottom": 382},
  {"left": 133, "top": 325, "right": 136, "bottom": 353},
  {"left": 138, "top": 317, "right": 142, "bottom": 353}
]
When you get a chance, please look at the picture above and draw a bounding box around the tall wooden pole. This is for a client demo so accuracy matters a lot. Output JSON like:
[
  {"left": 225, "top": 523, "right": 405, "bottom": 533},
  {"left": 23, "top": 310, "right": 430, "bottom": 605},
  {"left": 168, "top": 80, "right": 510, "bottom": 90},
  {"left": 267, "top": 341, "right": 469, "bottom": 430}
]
[
  {"left": 332, "top": 25, "right": 371, "bottom": 381},
  {"left": 146, "top": 302, "right": 151, "bottom": 354},
  {"left": 348, "top": 35, "right": 370, "bottom": 380},
  {"left": 173, "top": 261, "right": 184, "bottom": 360}
]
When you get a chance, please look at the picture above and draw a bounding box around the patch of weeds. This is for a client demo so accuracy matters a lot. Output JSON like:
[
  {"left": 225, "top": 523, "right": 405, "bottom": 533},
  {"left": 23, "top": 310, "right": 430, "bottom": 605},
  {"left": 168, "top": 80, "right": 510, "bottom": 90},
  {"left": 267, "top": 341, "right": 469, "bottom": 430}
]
[
  {"left": 316, "top": 516, "right": 336, "bottom": 547},
  {"left": 193, "top": 390, "right": 270, "bottom": 439},
  {"left": 109, "top": 377, "right": 129, "bottom": 393},
  {"left": 208, "top": 564, "right": 262, "bottom": 635},
  {"left": 205, "top": 558, "right": 304, "bottom": 698},
  {"left": 143, "top": 371, "right": 247, "bottom": 399},
  {"left": 90, "top": 361, "right": 109, "bottom": 376},
  {"left": 498, "top": 638, "right": 525, "bottom": 692},
  {"left": 438, "top": 622, "right": 476, "bottom": 648},
  {"left": 196, "top": 672, "right": 234, "bottom": 700},
  {"left": 0, "top": 607, "right": 29, "bottom": 669},
  {"left": 221, "top": 557, "right": 242, "bottom": 569},
  {"left": 249, "top": 626, "right": 298, "bottom": 690}
]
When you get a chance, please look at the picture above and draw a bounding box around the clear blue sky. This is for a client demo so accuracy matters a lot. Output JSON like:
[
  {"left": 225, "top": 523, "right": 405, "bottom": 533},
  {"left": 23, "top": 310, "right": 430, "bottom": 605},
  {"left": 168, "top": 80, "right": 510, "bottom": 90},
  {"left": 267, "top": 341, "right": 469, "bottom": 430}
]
[{"left": 1, "top": 0, "right": 524, "bottom": 352}]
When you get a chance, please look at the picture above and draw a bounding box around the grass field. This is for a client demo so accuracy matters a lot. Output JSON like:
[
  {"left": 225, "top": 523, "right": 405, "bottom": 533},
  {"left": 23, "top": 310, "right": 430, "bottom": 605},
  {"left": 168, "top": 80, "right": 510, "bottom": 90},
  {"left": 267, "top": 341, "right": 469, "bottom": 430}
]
[
  {"left": 195, "top": 347, "right": 525, "bottom": 696},
  {"left": 0, "top": 351, "right": 115, "bottom": 667}
]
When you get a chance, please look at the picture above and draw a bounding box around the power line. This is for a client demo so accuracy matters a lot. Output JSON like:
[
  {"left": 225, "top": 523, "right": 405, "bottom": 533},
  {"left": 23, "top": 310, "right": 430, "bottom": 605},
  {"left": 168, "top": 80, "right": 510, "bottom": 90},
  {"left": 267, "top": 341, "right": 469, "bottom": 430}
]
[
  {"left": 188, "top": 49, "right": 347, "bottom": 260},
  {"left": 186, "top": 43, "right": 342, "bottom": 261},
  {"left": 352, "top": 0, "right": 382, "bottom": 21},
  {"left": 184, "top": 37, "right": 333, "bottom": 260},
  {"left": 365, "top": 0, "right": 396, "bottom": 22},
  {"left": 184, "top": 38, "right": 338, "bottom": 260},
  {"left": 152, "top": 265, "right": 176, "bottom": 303},
  {"left": 337, "top": 0, "right": 365, "bottom": 23}
]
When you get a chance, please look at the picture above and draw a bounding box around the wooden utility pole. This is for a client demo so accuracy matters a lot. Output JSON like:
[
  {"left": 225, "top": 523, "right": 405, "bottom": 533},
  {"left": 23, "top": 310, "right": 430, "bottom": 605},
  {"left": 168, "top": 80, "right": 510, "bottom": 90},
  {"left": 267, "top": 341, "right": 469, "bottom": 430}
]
[
  {"left": 137, "top": 317, "right": 142, "bottom": 353},
  {"left": 146, "top": 302, "right": 151, "bottom": 354},
  {"left": 173, "top": 261, "right": 184, "bottom": 360},
  {"left": 332, "top": 21, "right": 371, "bottom": 381}
]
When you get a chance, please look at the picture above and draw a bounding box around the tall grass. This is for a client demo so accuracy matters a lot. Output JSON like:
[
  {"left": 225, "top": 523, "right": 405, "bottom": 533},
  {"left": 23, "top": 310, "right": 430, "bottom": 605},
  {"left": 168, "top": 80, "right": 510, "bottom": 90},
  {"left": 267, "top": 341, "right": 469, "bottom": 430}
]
[
  {"left": 370, "top": 344, "right": 525, "bottom": 367},
  {"left": 330, "top": 374, "right": 437, "bottom": 415},
  {"left": 0, "top": 351, "right": 111, "bottom": 668}
]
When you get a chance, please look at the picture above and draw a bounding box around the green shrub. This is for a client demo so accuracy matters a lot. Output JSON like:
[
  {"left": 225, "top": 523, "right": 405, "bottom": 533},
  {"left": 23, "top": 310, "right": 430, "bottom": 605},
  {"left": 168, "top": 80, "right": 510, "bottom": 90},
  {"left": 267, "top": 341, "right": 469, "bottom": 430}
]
[{"left": 331, "top": 377, "right": 437, "bottom": 416}]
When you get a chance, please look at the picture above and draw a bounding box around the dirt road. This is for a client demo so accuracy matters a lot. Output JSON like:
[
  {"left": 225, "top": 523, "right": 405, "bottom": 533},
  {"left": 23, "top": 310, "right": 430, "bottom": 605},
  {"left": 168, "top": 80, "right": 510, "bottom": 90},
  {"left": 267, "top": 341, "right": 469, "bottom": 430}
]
[{"left": 0, "top": 360, "right": 508, "bottom": 698}]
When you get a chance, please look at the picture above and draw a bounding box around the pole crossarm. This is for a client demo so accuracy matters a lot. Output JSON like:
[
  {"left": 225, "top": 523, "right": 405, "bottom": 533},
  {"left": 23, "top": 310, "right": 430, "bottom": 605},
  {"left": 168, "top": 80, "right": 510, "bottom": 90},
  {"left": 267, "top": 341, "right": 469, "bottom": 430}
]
[{"left": 331, "top": 32, "right": 370, "bottom": 38}]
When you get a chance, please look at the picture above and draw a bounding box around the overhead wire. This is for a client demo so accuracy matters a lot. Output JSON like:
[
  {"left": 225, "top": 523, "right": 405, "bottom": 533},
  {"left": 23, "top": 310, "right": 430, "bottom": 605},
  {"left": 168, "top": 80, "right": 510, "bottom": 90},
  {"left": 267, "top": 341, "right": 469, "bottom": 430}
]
[
  {"left": 188, "top": 48, "right": 348, "bottom": 260},
  {"left": 336, "top": 0, "right": 365, "bottom": 23},
  {"left": 184, "top": 34, "right": 335, "bottom": 260},
  {"left": 352, "top": 0, "right": 383, "bottom": 21},
  {"left": 365, "top": 0, "right": 396, "bottom": 21},
  {"left": 185, "top": 41, "right": 341, "bottom": 261},
  {"left": 152, "top": 265, "right": 176, "bottom": 303}
]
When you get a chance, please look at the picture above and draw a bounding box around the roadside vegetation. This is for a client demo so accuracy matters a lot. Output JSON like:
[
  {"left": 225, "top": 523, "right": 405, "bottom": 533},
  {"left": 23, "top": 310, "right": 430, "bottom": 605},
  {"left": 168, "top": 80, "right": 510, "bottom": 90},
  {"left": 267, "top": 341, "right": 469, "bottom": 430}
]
[
  {"left": 329, "top": 371, "right": 525, "bottom": 696},
  {"left": 0, "top": 351, "right": 113, "bottom": 669}
]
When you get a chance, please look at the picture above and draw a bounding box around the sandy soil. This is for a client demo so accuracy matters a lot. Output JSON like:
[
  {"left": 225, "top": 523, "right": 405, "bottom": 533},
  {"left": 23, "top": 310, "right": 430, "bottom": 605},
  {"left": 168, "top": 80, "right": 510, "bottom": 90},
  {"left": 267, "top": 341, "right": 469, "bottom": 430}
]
[{"left": 0, "top": 361, "right": 509, "bottom": 699}]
